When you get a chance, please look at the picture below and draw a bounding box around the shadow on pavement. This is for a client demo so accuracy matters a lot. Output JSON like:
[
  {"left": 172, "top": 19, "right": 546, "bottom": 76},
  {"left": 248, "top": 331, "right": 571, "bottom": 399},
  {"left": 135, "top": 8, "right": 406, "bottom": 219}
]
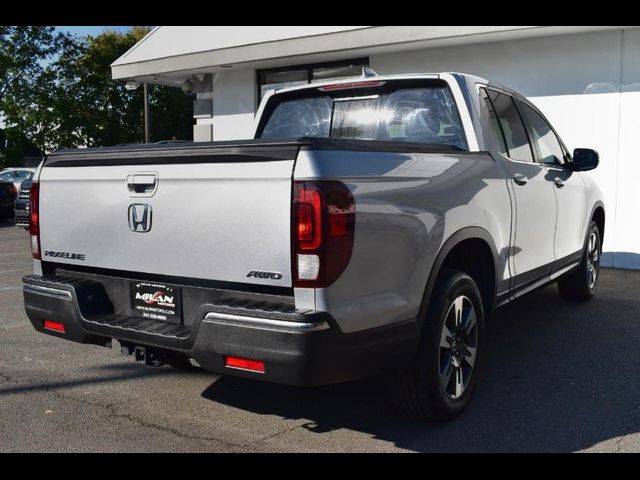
[
  {"left": 201, "top": 269, "right": 640, "bottom": 452},
  {"left": 0, "top": 363, "right": 175, "bottom": 396}
]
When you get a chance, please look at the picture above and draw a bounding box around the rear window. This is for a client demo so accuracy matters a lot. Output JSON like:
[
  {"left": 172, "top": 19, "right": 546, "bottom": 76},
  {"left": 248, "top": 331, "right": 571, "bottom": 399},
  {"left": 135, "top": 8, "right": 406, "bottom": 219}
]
[
  {"left": 0, "top": 170, "right": 32, "bottom": 183},
  {"left": 258, "top": 81, "right": 468, "bottom": 151}
]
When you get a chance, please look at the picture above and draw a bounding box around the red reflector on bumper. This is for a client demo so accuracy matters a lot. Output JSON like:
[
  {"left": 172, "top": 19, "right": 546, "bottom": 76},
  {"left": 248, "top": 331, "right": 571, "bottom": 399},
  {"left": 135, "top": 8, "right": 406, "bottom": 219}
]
[
  {"left": 225, "top": 356, "right": 265, "bottom": 373},
  {"left": 43, "top": 320, "right": 65, "bottom": 333}
]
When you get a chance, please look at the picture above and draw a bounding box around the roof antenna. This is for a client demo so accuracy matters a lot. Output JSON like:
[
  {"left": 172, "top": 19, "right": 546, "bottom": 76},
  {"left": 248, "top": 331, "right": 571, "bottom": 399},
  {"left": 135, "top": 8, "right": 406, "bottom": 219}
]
[{"left": 362, "top": 66, "right": 378, "bottom": 78}]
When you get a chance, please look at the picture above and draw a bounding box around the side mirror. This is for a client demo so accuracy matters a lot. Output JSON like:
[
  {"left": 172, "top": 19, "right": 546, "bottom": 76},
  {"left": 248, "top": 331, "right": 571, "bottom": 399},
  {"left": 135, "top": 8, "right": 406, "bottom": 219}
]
[{"left": 571, "top": 148, "right": 599, "bottom": 171}]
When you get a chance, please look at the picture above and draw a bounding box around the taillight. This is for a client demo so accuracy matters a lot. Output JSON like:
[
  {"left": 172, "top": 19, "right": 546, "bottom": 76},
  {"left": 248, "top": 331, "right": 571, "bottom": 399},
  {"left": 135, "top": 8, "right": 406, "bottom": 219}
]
[
  {"left": 293, "top": 181, "right": 355, "bottom": 288},
  {"left": 29, "top": 182, "right": 40, "bottom": 259},
  {"left": 7, "top": 185, "right": 17, "bottom": 196}
]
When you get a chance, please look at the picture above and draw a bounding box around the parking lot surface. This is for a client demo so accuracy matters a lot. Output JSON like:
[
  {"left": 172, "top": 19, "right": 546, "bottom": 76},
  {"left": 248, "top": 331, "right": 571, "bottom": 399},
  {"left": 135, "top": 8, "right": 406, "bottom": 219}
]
[{"left": 1, "top": 220, "right": 639, "bottom": 452}]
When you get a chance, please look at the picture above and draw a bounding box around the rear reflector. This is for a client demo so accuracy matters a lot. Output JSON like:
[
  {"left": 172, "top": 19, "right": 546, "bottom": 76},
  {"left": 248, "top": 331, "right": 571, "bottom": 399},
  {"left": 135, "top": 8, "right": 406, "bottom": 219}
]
[
  {"left": 225, "top": 356, "right": 265, "bottom": 373},
  {"left": 43, "top": 320, "right": 65, "bottom": 333}
]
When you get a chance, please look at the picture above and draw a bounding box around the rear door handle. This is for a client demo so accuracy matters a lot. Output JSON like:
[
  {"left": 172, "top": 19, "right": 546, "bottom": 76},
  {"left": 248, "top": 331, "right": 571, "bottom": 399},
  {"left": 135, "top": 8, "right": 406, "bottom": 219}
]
[
  {"left": 554, "top": 178, "right": 565, "bottom": 188},
  {"left": 513, "top": 174, "right": 528, "bottom": 186}
]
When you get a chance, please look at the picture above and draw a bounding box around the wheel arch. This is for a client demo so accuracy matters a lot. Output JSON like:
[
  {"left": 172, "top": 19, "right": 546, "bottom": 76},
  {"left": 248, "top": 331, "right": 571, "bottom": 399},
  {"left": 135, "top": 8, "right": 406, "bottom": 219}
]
[
  {"left": 590, "top": 202, "right": 605, "bottom": 246},
  {"left": 417, "top": 227, "right": 501, "bottom": 335}
]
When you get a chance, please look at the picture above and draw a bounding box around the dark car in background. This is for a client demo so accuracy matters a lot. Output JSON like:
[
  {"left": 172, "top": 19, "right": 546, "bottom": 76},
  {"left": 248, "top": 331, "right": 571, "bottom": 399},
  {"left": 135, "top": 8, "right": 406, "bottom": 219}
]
[
  {"left": 0, "top": 180, "right": 17, "bottom": 220},
  {"left": 14, "top": 178, "right": 32, "bottom": 228},
  {"left": 0, "top": 168, "right": 34, "bottom": 224},
  {"left": 0, "top": 168, "right": 35, "bottom": 190}
]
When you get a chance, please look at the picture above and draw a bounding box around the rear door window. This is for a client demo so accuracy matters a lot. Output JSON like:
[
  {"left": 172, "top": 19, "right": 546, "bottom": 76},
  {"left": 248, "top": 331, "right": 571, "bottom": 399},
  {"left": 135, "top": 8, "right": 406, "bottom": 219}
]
[
  {"left": 486, "top": 90, "right": 534, "bottom": 163},
  {"left": 481, "top": 89, "right": 508, "bottom": 155}
]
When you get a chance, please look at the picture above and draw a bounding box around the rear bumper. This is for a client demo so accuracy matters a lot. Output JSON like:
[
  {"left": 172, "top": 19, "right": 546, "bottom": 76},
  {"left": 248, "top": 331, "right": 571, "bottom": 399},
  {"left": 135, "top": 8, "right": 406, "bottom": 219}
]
[
  {"left": 14, "top": 205, "right": 28, "bottom": 226},
  {"left": 23, "top": 275, "right": 418, "bottom": 386}
]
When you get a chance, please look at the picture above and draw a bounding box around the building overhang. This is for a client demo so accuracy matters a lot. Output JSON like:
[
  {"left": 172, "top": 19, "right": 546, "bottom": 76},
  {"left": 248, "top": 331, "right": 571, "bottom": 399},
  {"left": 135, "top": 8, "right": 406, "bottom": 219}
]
[{"left": 112, "top": 26, "right": 632, "bottom": 87}]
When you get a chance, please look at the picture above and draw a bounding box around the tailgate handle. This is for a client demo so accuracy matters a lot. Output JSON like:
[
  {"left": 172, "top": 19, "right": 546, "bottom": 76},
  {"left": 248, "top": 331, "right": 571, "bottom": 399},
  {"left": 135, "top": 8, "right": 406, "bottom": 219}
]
[{"left": 127, "top": 174, "right": 158, "bottom": 196}]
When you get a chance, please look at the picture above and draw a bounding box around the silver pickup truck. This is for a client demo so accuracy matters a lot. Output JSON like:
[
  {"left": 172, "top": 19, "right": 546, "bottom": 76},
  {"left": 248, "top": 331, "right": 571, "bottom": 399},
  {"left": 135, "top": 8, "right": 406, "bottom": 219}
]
[{"left": 23, "top": 73, "right": 604, "bottom": 421}]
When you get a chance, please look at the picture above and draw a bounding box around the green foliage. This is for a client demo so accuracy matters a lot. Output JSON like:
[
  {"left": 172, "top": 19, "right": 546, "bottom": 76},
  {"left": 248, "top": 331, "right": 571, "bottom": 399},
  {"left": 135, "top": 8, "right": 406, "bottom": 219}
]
[
  {"left": 0, "top": 26, "right": 193, "bottom": 157},
  {"left": 0, "top": 26, "right": 60, "bottom": 103}
]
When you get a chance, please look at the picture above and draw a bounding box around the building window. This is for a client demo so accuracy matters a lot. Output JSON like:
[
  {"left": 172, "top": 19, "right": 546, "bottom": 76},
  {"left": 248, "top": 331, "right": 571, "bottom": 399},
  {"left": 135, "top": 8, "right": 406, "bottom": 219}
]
[{"left": 257, "top": 58, "right": 369, "bottom": 103}]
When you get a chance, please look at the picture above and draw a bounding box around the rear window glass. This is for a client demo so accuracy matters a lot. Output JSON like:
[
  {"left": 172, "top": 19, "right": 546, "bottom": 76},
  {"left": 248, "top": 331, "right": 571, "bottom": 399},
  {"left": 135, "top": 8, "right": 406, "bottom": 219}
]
[
  {"left": 259, "top": 83, "right": 468, "bottom": 150},
  {"left": 0, "top": 170, "right": 32, "bottom": 183}
]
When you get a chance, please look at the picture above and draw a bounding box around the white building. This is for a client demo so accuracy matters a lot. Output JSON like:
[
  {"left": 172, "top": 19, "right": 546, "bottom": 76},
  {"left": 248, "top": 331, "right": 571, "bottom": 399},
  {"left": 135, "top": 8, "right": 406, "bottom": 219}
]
[{"left": 112, "top": 26, "right": 640, "bottom": 269}]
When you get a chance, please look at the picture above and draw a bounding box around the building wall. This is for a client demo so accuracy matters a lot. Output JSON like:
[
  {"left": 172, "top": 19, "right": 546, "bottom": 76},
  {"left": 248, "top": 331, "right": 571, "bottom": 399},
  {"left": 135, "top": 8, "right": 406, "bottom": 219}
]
[
  {"left": 370, "top": 28, "right": 640, "bottom": 268},
  {"left": 198, "top": 28, "right": 640, "bottom": 268}
]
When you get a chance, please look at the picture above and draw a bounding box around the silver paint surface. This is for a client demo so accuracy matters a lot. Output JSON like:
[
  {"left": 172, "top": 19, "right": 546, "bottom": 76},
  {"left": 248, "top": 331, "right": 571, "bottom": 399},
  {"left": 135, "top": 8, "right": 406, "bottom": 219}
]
[{"left": 38, "top": 161, "right": 294, "bottom": 286}]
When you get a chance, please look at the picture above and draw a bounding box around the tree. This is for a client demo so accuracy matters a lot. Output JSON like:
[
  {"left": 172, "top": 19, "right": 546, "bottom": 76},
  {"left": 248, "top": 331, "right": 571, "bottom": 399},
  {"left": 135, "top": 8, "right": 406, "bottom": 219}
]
[
  {"left": 1, "top": 32, "right": 84, "bottom": 155},
  {"left": 62, "top": 26, "right": 193, "bottom": 147},
  {"left": 148, "top": 83, "right": 194, "bottom": 141},
  {"left": 0, "top": 26, "right": 61, "bottom": 104},
  {"left": 1, "top": 26, "right": 193, "bottom": 156}
]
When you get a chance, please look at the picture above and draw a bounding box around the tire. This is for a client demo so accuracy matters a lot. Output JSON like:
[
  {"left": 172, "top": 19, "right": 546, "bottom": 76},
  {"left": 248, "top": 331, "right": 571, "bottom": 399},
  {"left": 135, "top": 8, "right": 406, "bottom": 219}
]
[
  {"left": 389, "top": 269, "right": 485, "bottom": 422},
  {"left": 558, "top": 222, "right": 601, "bottom": 302}
]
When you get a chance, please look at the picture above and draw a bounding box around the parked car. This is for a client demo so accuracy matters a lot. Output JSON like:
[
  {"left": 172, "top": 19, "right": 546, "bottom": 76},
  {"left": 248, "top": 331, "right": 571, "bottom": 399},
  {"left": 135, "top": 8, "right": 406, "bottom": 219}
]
[
  {"left": 0, "top": 180, "right": 17, "bottom": 220},
  {"left": 22, "top": 73, "right": 604, "bottom": 422},
  {"left": 0, "top": 168, "right": 35, "bottom": 190},
  {"left": 14, "top": 178, "right": 32, "bottom": 229}
]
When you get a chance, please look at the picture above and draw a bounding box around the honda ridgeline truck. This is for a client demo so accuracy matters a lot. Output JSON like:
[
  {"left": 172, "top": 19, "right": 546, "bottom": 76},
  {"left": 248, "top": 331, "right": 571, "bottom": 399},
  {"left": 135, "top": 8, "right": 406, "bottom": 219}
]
[{"left": 23, "top": 73, "right": 604, "bottom": 421}]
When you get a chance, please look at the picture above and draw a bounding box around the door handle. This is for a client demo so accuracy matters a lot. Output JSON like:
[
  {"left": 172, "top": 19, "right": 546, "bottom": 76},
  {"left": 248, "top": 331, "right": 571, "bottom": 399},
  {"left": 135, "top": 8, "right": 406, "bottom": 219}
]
[
  {"left": 513, "top": 174, "right": 528, "bottom": 186},
  {"left": 554, "top": 178, "right": 565, "bottom": 188},
  {"left": 126, "top": 173, "right": 158, "bottom": 196}
]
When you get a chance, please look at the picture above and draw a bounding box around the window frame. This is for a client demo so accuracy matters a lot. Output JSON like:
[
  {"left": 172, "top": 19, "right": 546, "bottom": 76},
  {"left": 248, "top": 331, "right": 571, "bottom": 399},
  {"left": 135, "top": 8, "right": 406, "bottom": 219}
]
[
  {"left": 483, "top": 87, "right": 536, "bottom": 164},
  {"left": 479, "top": 87, "right": 509, "bottom": 156},
  {"left": 256, "top": 57, "right": 369, "bottom": 106}
]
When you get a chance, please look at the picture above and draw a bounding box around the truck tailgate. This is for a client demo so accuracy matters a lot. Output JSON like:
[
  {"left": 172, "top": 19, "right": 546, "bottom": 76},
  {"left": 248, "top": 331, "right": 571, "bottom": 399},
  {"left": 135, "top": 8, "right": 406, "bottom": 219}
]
[{"left": 38, "top": 143, "right": 298, "bottom": 287}]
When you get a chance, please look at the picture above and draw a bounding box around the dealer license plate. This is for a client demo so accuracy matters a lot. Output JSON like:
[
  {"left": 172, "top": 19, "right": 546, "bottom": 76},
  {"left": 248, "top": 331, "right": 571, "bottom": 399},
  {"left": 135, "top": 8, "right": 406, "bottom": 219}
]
[{"left": 131, "top": 282, "right": 182, "bottom": 324}]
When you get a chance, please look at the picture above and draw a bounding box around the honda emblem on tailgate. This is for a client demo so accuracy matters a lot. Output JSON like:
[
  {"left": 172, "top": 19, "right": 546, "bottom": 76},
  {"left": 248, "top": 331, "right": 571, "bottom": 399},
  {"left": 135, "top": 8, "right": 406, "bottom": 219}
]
[{"left": 128, "top": 204, "right": 152, "bottom": 233}]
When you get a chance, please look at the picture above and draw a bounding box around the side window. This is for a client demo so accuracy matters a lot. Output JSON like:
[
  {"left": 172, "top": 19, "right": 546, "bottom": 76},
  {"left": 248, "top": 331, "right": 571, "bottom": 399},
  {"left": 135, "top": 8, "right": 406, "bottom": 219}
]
[
  {"left": 486, "top": 90, "right": 534, "bottom": 163},
  {"left": 517, "top": 101, "right": 566, "bottom": 166},
  {"left": 481, "top": 90, "right": 508, "bottom": 155}
]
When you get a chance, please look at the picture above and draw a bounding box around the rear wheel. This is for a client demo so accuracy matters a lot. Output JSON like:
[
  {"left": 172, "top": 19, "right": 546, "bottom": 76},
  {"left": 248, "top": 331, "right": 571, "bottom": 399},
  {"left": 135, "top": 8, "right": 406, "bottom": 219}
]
[
  {"left": 389, "top": 270, "right": 485, "bottom": 422},
  {"left": 558, "top": 222, "right": 601, "bottom": 302}
]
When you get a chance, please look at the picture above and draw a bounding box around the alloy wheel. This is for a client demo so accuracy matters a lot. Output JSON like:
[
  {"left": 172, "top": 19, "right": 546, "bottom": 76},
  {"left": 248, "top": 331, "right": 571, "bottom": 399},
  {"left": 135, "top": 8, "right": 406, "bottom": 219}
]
[
  {"left": 438, "top": 295, "right": 478, "bottom": 400},
  {"left": 586, "top": 231, "right": 600, "bottom": 290}
]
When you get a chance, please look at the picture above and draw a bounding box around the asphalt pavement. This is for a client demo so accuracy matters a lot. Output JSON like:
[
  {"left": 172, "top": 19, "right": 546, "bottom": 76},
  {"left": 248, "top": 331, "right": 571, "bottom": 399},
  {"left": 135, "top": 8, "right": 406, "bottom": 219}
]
[{"left": 1, "top": 219, "right": 640, "bottom": 452}]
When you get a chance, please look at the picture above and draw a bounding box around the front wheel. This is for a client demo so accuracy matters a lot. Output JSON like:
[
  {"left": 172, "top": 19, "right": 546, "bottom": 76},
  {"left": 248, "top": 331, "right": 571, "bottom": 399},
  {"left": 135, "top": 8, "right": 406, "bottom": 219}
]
[
  {"left": 558, "top": 222, "right": 601, "bottom": 302},
  {"left": 389, "top": 270, "right": 485, "bottom": 422}
]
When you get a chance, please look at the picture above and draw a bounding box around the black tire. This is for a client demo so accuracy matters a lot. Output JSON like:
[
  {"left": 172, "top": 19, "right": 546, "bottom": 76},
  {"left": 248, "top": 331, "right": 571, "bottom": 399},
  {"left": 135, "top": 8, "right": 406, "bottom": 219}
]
[
  {"left": 558, "top": 222, "right": 601, "bottom": 302},
  {"left": 389, "top": 269, "right": 485, "bottom": 422}
]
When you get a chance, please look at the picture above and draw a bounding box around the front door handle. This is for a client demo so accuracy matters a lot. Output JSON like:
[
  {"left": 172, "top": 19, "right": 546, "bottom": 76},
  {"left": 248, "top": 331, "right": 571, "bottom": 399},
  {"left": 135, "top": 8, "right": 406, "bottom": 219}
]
[
  {"left": 513, "top": 174, "right": 528, "bottom": 186},
  {"left": 554, "top": 178, "right": 565, "bottom": 188}
]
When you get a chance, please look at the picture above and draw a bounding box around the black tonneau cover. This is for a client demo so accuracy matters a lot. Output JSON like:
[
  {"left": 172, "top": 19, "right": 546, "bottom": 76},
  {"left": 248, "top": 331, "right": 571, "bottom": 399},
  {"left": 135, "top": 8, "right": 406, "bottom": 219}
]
[{"left": 45, "top": 137, "right": 464, "bottom": 168}]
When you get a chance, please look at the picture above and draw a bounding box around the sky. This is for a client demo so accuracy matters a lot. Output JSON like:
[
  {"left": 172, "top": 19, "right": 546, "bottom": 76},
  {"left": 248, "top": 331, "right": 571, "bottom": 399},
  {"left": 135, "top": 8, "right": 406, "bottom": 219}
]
[{"left": 55, "top": 26, "right": 133, "bottom": 37}]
